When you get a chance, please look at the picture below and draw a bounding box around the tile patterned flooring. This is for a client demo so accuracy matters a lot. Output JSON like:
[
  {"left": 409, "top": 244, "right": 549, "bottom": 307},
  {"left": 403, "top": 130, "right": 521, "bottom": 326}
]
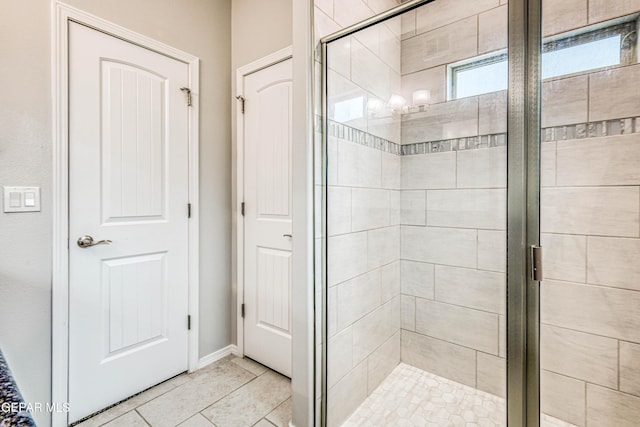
[
  {"left": 343, "top": 363, "right": 576, "bottom": 427},
  {"left": 75, "top": 355, "right": 291, "bottom": 427},
  {"left": 77, "top": 358, "right": 576, "bottom": 427}
]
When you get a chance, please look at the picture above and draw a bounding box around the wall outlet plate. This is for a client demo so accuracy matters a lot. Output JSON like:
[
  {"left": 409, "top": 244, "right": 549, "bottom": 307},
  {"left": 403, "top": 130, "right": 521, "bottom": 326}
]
[{"left": 3, "top": 186, "right": 41, "bottom": 213}]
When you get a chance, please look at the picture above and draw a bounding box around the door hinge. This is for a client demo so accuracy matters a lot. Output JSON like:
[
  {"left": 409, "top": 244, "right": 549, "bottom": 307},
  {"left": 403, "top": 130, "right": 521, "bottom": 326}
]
[
  {"left": 188, "top": 203, "right": 192, "bottom": 218},
  {"left": 188, "top": 315, "right": 192, "bottom": 330},
  {"left": 241, "top": 202, "right": 245, "bottom": 216},
  {"left": 180, "top": 87, "right": 192, "bottom": 107},
  {"left": 236, "top": 95, "right": 245, "bottom": 114},
  {"left": 241, "top": 303, "right": 245, "bottom": 318},
  {"left": 531, "top": 245, "right": 543, "bottom": 281}
]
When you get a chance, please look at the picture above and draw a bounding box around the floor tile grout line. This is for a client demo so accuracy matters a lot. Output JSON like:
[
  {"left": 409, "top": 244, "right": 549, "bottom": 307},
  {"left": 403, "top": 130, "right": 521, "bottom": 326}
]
[
  {"left": 202, "top": 378, "right": 292, "bottom": 427},
  {"left": 130, "top": 374, "right": 194, "bottom": 411},
  {"left": 183, "top": 357, "right": 267, "bottom": 425},
  {"left": 140, "top": 358, "right": 258, "bottom": 427},
  {"left": 85, "top": 356, "right": 292, "bottom": 427},
  {"left": 192, "top": 411, "right": 219, "bottom": 427},
  {"left": 74, "top": 373, "right": 192, "bottom": 427},
  {"left": 197, "top": 370, "right": 286, "bottom": 425},
  {"left": 230, "top": 356, "right": 273, "bottom": 377},
  {"left": 264, "top": 418, "right": 278, "bottom": 426},
  {"left": 263, "top": 395, "right": 293, "bottom": 426},
  {"left": 197, "top": 374, "right": 262, "bottom": 420},
  {"left": 271, "top": 395, "right": 292, "bottom": 412},
  {"left": 134, "top": 408, "right": 152, "bottom": 427}
]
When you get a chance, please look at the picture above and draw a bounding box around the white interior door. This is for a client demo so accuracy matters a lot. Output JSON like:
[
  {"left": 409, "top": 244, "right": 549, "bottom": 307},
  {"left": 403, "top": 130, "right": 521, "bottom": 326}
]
[
  {"left": 243, "top": 58, "right": 293, "bottom": 377},
  {"left": 68, "top": 22, "right": 190, "bottom": 422}
]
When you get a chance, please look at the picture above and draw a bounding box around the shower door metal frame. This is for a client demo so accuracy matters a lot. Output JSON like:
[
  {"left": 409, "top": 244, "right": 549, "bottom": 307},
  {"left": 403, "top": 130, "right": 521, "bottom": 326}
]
[
  {"left": 507, "top": 0, "right": 542, "bottom": 425},
  {"left": 318, "top": 0, "right": 543, "bottom": 424}
]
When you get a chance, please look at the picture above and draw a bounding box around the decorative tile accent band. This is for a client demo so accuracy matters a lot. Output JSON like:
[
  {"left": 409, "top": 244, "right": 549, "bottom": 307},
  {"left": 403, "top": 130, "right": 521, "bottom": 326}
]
[
  {"left": 402, "top": 117, "right": 640, "bottom": 155},
  {"left": 402, "top": 134, "right": 507, "bottom": 155},
  {"left": 321, "top": 116, "right": 640, "bottom": 156},
  {"left": 541, "top": 117, "right": 640, "bottom": 142},
  {"left": 319, "top": 117, "right": 402, "bottom": 156}
]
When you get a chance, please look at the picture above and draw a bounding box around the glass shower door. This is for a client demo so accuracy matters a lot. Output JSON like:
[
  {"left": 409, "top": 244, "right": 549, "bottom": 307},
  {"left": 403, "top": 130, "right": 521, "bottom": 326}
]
[
  {"left": 539, "top": 2, "right": 640, "bottom": 426},
  {"left": 319, "top": 0, "right": 640, "bottom": 426},
  {"left": 321, "top": 1, "right": 510, "bottom": 424}
]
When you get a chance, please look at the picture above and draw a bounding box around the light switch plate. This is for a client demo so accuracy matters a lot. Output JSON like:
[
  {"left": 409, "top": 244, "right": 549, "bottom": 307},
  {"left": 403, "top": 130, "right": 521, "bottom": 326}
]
[{"left": 3, "top": 186, "right": 41, "bottom": 212}]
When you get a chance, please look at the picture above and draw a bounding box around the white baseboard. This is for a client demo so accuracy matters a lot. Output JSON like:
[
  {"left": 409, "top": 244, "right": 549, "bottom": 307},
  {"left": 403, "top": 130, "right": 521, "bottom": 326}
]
[
  {"left": 197, "top": 344, "right": 239, "bottom": 370},
  {"left": 230, "top": 345, "right": 241, "bottom": 357}
]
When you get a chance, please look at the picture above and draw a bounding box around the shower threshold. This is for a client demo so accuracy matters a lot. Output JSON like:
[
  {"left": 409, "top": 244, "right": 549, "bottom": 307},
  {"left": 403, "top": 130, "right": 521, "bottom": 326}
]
[{"left": 342, "top": 363, "right": 575, "bottom": 427}]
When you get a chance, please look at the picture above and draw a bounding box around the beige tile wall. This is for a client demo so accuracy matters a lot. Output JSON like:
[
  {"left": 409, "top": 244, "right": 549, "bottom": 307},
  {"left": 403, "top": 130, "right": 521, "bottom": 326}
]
[
  {"left": 320, "top": 0, "right": 403, "bottom": 144},
  {"left": 399, "top": 0, "right": 503, "bottom": 143},
  {"left": 326, "top": 136, "right": 402, "bottom": 427},
  {"left": 402, "top": 16, "right": 478, "bottom": 74},
  {"left": 401, "top": 329, "right": 476, "bottom": 387},
  {"left": 399, "top": 0, "right": 510, "bottom": 392},
  {"left": 399, "top": 0, "right": 640, "bottom": 146},
  {"left": 540, "top": 62, "right": 640, "bottom": 427},
  {"left": 415, "top": 0, "right": 499, "bottom": 34},
  {"left": 315, "top": 2, "right": 404, "bottom": 425},
  {"left": 478, "top": 5, "right": 508, "bottom": 54},
  {"left": 541, "top": 370, "right": 587, "bottom": 426},
  {"left": 400, "top": 145, "right": 508, "bottom": 401},
  {"left": 397, "top": 1, "right": 640, "bottom": 426}
]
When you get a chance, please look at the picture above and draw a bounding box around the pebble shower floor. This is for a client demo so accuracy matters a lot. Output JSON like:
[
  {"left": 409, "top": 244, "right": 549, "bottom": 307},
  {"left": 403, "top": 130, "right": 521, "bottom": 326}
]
[{"left": 343, "top": 363, "right": 575, "bottom": 427}]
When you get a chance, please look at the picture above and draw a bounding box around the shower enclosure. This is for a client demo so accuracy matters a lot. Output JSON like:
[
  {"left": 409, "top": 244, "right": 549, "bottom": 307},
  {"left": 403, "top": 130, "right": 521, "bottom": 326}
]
[{"left": 316, "top": 0, "right": 640, "bottom": 425}]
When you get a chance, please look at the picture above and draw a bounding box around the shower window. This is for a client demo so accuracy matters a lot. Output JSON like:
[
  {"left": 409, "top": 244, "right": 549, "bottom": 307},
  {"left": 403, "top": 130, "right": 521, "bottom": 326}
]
[
  {"left": 450, "top": 15, "right": 638, "bottom": 100},
  {"left": 449, "top": 52, "right": 509, "bottom": 99}
]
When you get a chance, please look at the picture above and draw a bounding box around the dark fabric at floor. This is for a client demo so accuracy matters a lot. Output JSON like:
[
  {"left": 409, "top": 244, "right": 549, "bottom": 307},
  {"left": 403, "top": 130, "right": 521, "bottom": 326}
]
[{"left": 0, "top": 350, "right": 36, "bottom": 426}]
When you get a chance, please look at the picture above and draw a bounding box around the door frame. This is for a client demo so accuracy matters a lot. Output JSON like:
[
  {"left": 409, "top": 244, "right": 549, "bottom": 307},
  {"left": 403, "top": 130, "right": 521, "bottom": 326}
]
[
  {"left": 51, "top": 3, "right": 200, "bottom": 426},
  {"left": 235, "top": 46, "right": 293, "bottom": 357}
]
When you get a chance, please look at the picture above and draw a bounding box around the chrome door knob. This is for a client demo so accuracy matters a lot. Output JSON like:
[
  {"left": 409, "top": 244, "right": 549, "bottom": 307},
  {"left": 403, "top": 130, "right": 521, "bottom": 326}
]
[{"left": 77, "top": 235, "right": 112, "bottom": 248}]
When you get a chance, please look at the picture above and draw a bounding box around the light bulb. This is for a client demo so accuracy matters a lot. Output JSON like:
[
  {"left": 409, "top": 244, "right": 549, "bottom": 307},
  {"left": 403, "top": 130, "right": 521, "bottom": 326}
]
[
  {"left": 388, "top": 94, "right": 407, "bottom": 111},
  {"left": 412, "top": 89, "right": 431, "bottom": 106},
  {"left": 367, "top": 98, "right": 384, "bottom": 112}
]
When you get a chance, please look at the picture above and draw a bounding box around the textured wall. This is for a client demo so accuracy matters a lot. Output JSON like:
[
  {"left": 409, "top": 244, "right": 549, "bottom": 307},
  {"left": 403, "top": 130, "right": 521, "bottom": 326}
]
[
  {"left": 0, "top": 1, "right": 231, "bottom": 425},
  {"left": 231, "top": 0, "right": 293, "bottom": 346},
  {"left": 0, "top": 3, "right": 52, "bottom": 426}
]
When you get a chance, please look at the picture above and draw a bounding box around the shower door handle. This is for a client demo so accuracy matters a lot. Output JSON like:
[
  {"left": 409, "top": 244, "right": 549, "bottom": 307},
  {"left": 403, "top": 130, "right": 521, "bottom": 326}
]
[{"left": 530, "top": 245, "right": 543, "bottom": 281}]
